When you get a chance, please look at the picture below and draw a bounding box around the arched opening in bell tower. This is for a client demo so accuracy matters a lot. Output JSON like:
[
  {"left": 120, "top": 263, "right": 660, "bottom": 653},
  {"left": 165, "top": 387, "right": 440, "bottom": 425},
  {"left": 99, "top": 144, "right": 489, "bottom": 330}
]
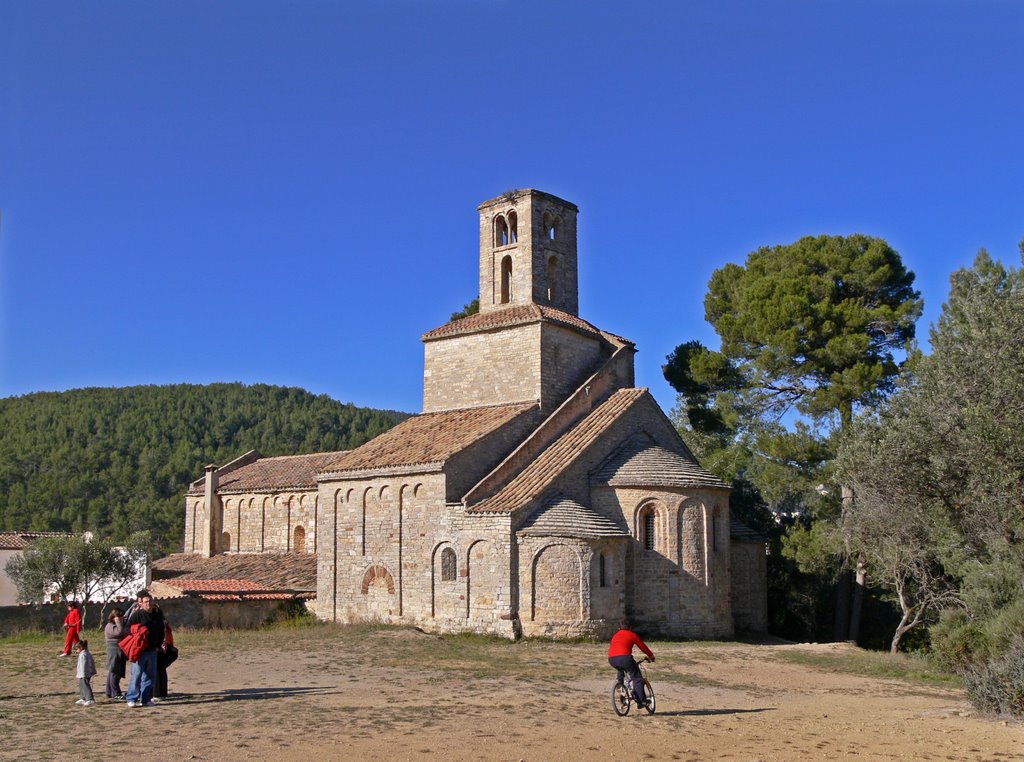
[
  {"left": 500, "top": 255, "right": 513, "bottom": 304},
  {"left": 547, "top": 255, "right": 560, "bottom": 305},
  {"left": 495, "top": 215, "right": 509, "bottom": 247}
]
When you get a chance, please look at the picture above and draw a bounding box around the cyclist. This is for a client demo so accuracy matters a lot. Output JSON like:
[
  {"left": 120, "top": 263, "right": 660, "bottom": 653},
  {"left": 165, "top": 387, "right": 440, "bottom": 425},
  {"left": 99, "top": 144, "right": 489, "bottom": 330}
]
[{"left": 608, "top": 618, "right": 654, "bottom": 709}]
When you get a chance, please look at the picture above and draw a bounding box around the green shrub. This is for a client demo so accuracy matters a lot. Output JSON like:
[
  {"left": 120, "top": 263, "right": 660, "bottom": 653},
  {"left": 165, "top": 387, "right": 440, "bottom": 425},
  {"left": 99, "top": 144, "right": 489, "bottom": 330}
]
[
  {"left": 929, "top": 610, "right": 989, "bottom": 673},
  {"left": 961, "top": 636, "right": 1024, "bottom": 717}
]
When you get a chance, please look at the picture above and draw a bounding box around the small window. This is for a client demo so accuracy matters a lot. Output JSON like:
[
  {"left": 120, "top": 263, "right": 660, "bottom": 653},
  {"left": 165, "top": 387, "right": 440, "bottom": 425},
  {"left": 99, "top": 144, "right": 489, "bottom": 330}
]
[
  {"left": 495, "top": 215, "right": 509, "bottom": 247},
  {"left": 500, "top": 255, "right": 513, "bottom": 304},
  {"left": 221, "top": 531, "right": 231, "bottom": 551},
  {"left": 294, "top": 525, "right": 306, "bottom": 554},
  {"left": 638, "top": 505, "right": 657, "bottom": 551},
  {"left": 508, "top": 210, "right": 518, "bottom": 243},
  {"left": 598, "top": 552, "right": 607, "bottom": 587},
  {"left": 547, "top": 256, "right": 559, "bottom": 303},
  {"left": 441, "top": 547, "right": 457, "bottom": 581},
  {"left": 548, "top": 216, "right": 560, "bottom": 241}
]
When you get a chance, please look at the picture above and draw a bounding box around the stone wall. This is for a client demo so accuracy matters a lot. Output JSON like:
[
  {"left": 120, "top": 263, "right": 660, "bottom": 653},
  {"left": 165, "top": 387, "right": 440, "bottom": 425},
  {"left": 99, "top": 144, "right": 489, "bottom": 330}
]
[
  {"left": 423, "top": 323, "right": 542, "bottom": 413},
  {"left": 730, "top": 540, "right": 768, "bottom": 632},
  {"left": 516, "top": 535, "right": 626, "bottom": 639},
  {"left": 0, "top": 597, "right": 304, "bottom": 637},
  {"left": 478, "top": 190, "right": 579, "bottom": 316},
  {"left": 538, "top": 323, "right": 606, "bottom": 412},
  {"left": 316, "top": 472, "right": 517, "bottom": 637},
  {"left": 185, "top": 490, "right": 319, "bottom": 556}
]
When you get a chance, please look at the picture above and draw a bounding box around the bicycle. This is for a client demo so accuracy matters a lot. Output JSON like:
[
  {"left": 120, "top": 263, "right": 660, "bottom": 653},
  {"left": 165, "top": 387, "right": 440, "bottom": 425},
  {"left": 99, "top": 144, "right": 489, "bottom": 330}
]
[{"left": 611, "top": 656, "right": 656, "bottom": 715}]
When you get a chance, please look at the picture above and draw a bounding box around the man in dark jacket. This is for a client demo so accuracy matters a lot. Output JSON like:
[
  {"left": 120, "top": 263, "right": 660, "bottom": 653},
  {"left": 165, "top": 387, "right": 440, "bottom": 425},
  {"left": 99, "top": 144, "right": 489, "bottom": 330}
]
[{"left": 124, "top": 590, "right": 164, "bottom": 707}]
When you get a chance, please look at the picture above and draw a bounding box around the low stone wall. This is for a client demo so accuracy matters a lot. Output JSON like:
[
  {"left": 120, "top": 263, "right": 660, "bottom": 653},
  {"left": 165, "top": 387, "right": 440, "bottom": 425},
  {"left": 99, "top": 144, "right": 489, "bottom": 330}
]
[{"left": 0, "top": 598, "right": 307, "bottom": 638}]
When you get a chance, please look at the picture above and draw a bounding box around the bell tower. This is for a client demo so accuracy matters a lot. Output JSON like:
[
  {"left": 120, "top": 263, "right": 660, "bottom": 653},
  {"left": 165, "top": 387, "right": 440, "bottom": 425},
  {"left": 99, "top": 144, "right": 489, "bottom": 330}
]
[{"left": 477, "top": 190, "right": 579, "bottom": 315}]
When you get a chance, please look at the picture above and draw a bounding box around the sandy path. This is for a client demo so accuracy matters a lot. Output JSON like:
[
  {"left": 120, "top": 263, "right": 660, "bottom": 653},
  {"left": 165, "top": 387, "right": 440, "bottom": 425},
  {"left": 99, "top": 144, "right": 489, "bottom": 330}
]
[{"left": 1, "top": 627, "right": 1020, "bottom": 761}]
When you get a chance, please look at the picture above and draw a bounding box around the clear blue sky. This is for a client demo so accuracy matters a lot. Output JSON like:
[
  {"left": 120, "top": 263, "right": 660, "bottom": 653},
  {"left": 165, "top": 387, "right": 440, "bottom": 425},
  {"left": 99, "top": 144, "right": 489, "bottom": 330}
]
[{"left": 2, "top": 1, "right": 1022, "bottom": 415}]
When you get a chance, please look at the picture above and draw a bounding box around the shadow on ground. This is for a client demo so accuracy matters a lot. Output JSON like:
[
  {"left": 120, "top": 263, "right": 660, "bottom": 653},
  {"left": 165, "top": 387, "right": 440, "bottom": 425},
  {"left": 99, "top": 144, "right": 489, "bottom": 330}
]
[
  {"left": 652, "top": 707, "right": 775, "bottom": 717},
  {"left": 169, "top": 686, "right": 338, "bottom": 704}
]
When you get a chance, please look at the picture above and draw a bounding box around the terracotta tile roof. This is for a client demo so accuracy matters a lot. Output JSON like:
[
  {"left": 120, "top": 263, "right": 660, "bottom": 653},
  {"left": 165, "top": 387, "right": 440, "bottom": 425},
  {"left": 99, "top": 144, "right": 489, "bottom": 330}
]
[
  {"left": 187, "top": 451, "right": 348, "bottom": 495},
  {"left": 162, "top": 578, "right": 267, "bottom": 592},
  {"left": 151, "top": 552, "right": 317, "bottom": 591},
  {"left": 197, "top": 591, "right": 314, "bottom": 601},
  {"left": 421, "top": 304, "right": 604, "bottom": 342},
  {"left": 0, "top": 531, "right": 72, "bottom": 550},
  {"left": 518, "top": 493, "right": 629, "bottom": 538},
  {"left": 591, "top": 437, "right": 731, "bottom": 490},
  {"left": 322, "top": 402, "right": 537, "bottom": 474},
  {"left": 469, "top": 388, "right": 647, "bottom": 514}
]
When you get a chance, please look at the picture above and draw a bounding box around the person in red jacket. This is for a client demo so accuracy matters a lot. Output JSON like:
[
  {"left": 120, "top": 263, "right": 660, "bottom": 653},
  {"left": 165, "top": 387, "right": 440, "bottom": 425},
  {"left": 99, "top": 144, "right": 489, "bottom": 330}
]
[
  {"left": 60, "top": 601, "right": 82, "bottom": 656},
  {"left": 608, "top": 618, "right": 655, "bottom": 708}
]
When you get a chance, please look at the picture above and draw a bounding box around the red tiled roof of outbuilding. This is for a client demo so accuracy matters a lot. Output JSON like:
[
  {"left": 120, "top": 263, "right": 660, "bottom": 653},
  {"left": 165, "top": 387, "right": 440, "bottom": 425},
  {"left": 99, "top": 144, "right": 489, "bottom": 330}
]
[
  {"left": 151, "top": 552, "right": 317, "bottom": 591},
  {"left": 0, "top": 531, "right": 73, "bottom": 550}
]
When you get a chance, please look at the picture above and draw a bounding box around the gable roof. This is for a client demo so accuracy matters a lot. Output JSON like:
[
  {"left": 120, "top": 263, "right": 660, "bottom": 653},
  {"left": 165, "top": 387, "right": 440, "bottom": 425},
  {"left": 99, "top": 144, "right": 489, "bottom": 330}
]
[
  {"left": 188, "top": 451, "right": 349, "bottom": 495},
  {"left": 469, "top": 388, "right": 647, "bottom": 514},
  {"left": 591, "top": 436, "right": 730, "bottom": 490},
  {"left": 421, "top": 304, "right": 605, "bottom": 342},
  {"left": 518, "top": 493, "right": 629, "bottom": 538},
  {"left": 322, "top": 401, "right": 537, "bottom": 475}
]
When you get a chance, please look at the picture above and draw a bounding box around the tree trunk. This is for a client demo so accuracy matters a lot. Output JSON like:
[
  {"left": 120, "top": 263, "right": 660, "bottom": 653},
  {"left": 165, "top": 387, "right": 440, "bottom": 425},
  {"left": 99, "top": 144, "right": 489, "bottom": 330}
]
[
  {"left": 849, "top": 562, "right": 866, "bottom": 644},
  {"left": 833, "top": 570, "right": 851, "bottom": 641}
]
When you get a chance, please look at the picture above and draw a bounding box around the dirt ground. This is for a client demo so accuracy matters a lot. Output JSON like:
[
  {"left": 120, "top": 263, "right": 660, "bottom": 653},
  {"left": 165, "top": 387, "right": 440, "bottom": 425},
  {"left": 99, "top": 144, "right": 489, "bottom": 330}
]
[{"left": 1, "top": 623, "right": 1021, "bottom": 761}]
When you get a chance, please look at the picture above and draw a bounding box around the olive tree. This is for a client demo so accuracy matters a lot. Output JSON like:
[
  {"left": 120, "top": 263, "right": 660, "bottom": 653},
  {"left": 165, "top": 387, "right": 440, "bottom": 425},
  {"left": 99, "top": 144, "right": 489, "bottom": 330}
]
[{"left": 5, "top": 532, "right": 150, "bottom": 627}]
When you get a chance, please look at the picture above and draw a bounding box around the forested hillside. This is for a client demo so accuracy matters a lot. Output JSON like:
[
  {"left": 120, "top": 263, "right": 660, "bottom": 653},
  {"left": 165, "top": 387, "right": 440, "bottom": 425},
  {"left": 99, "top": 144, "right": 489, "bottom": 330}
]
[{"left": 0, "top": 384, "right": 409, "bottom": 553}]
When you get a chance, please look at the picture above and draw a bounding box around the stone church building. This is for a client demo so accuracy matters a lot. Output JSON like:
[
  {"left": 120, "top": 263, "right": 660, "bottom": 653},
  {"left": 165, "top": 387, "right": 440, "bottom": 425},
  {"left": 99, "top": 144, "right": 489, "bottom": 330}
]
[{"left": 176, "top": 189, "right": 767, "bottom": 639}]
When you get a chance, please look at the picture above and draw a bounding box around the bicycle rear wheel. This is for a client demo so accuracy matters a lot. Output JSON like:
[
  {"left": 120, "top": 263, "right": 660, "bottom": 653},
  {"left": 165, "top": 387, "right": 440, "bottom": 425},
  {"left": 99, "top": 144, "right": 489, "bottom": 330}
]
[
  {"left": 611, "top": 683, "right": 630, "bottom": 716},
  {"left": 642, "top": 679, "right": 656, "bottom": 714}
]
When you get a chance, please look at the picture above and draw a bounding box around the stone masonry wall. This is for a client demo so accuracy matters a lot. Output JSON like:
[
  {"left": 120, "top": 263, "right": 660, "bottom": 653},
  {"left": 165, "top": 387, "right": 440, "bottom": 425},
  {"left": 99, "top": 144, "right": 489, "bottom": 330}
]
[
  {"left": 516, "top": 535, "right": 626, "bottom": 639},
  {"left": 478, "top": 191, "right": 579, "bottom": 316},
  {"left": 185, "top": 490, "right": 318, "bottom": 555},
  {"left": 423, "top": 324, "right": 542, "bottom": 412},
  {"left": 316, "top": 472, "right": 517, "bottom": 638},
  {"left": 594, "top": 487, "right": 732, "bottom": 639},
  {"left": 538, "top": 323, "right": 606, "bottom": 412},
  {"left": 730, "top": 540, "right": 768, "bottom": 632}
]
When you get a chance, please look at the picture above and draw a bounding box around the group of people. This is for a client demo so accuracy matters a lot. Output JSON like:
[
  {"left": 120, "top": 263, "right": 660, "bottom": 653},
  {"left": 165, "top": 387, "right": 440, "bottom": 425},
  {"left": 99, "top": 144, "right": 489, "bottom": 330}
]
[{"left": 64, "top": 590, "right": 178, "bottom": 708}]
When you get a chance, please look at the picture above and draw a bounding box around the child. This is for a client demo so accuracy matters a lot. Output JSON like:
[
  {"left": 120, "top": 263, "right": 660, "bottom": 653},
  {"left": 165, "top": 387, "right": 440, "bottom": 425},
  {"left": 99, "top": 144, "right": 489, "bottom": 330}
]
[
  {"left": 60, "top": 601, "right": 82, "bottom": 656},
  {"left": 75, "top": 639, "right": 96, "bottom": 706}
]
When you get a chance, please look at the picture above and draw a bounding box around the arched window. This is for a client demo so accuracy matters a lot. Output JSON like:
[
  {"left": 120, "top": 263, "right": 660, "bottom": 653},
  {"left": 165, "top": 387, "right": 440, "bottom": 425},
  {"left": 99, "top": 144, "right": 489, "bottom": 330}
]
[
  {"left": 495, "top": 215, "right": 509, "bottom": 247},
  {"left": 547, "top": 256, "right": 559, "bottom": 304},
  {"left": 221, "top": 532, "right": 231, "bottom": 551},
  {"left": 638, "top": 505, "right": 657, "bottom": 551},
  {"left": 508, "top": 210, "right": 518, "bottom": 243},
  {"left": 441, "top": 547, "right": 457, "bottom": 581},
  {"left": 598, "top": 552, "right": 607, "bottom": 587},
  {"left": 500, "top": 255, "right": 513, "bottom": 304},
  {"left": 548, "top": 215, "right": 560, "bottom": 241},
  {"left": 294, "top": 525, "right": 306, "bottom": 554}
]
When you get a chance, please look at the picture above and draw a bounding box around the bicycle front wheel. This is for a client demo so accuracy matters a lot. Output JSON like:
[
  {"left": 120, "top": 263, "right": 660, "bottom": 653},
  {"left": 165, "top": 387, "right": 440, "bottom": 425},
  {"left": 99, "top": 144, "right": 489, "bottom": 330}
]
[
  {"left": 611, "top": 683, "right": 630, "bottom": 716},
  {"left": 642, "top": 679, "right": 656, "bottom": 714}
]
